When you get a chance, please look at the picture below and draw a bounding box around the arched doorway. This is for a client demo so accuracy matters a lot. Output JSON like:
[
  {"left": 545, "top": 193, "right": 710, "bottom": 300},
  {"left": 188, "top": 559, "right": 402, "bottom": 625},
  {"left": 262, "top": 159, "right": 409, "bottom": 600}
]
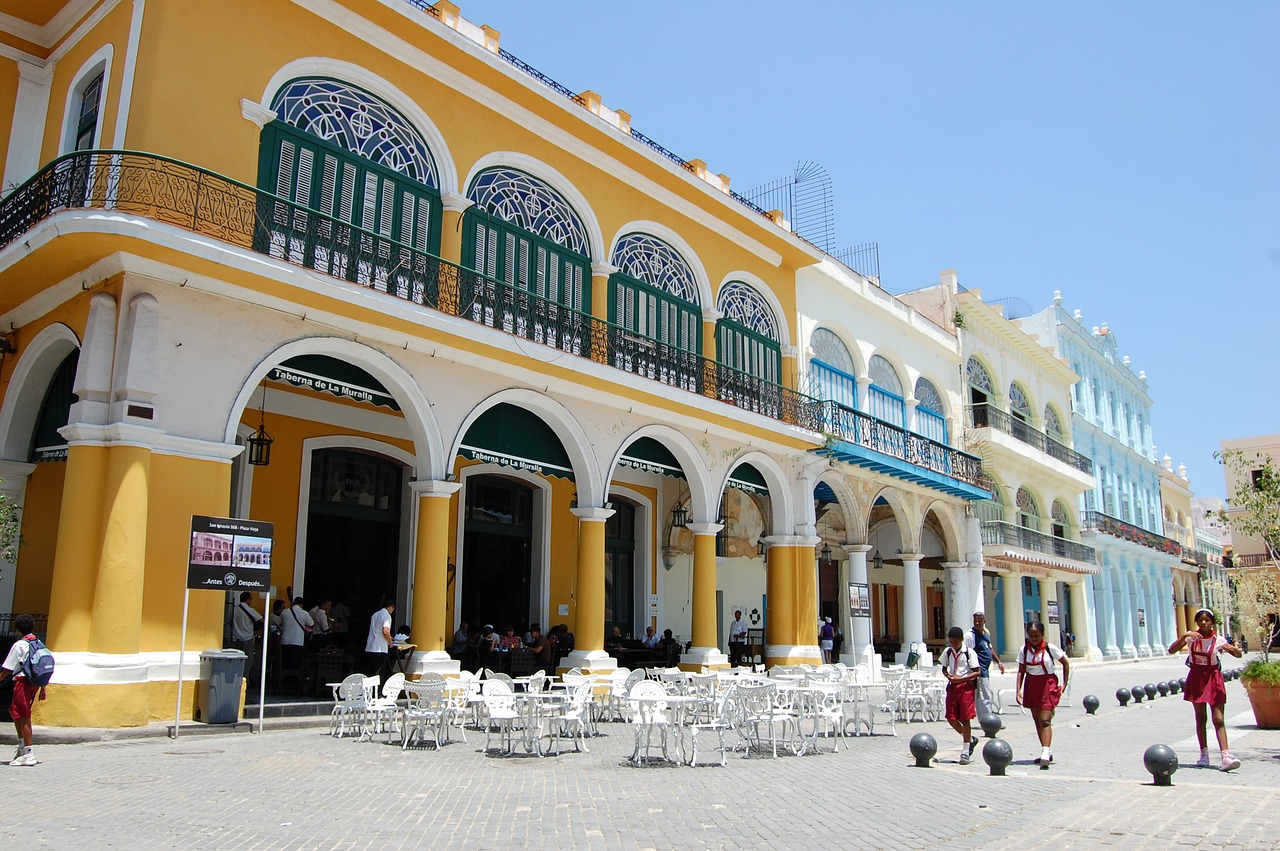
[
  {"left": 461, "top": 474, "right": 534, "bottom": 631},
  {"left": 604, "top": 500, "right": 636, "bottom": 639},
  {"left": 304, "top": 448, "right": 405, "bottom": 618}
]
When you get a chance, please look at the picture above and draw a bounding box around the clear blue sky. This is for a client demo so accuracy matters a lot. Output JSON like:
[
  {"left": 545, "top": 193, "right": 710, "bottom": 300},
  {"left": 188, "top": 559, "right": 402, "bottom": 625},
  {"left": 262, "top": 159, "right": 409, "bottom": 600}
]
[{"left": 453, "top": 1, "right": 1279, "bottom": 499}]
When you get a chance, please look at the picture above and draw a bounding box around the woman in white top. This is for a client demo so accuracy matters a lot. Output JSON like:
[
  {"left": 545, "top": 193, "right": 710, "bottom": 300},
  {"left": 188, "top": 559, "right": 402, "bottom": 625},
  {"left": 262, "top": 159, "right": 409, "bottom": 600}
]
[{"left": 1016, "top": 620, "right": 1069, "bottom": 768}]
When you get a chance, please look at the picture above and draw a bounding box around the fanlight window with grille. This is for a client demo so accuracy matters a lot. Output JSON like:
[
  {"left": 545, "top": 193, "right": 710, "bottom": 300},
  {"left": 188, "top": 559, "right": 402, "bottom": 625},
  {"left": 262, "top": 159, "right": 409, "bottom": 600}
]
[
  {"left": 467, "top": 168, "right": 588, "bottom": 255},
  {"left": 914, "top": 377, "right": 947, "bottom": 444},
  {"left": 809, "top": 328, "right": 857, "bottom": 409},
  {"left": 716, "top": 281, "right": 780, "bottom": 386},
  {"left": 1016, "top": 487, "right": 1041, "bottom": 530},
  {"left": 966, "top": 357, "right": 992, "bottom": 394},
  {"left": 867, "top": 354, "right": 905, "bottom": 428},
  {"left": 1008, "top": 383, "right": 1031, "bottom": 421},
  {"left": 1044, "top": 405, "right": 1063, "bottom": 440},
  {"left": 609, "top": 233, "right": 701, "bottom": 354},
  {"left": 974, "top": 480, "right": 1004, "bottom": 523}
]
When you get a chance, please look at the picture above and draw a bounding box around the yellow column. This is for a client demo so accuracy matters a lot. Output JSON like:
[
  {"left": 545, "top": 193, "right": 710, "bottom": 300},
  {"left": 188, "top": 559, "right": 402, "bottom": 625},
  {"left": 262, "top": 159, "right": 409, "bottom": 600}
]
[
  {"left": 795, "top": 543, "right": 819, "bottom": 649},
  {"left": 691, "top": 516, "right": 721, "bottom": 650},
  {"left": 701, "top": 308, "right": 720, "bottom": 399},
  {"left": 438, "top": 197, "right": 472, "bottom": 315},
  {"left": 89, "top": 442, "right": 152, "bottom": 655},
  {"left": 589, "top": 263, "right": 613, "bottom": 364},
  {"left": 765, "top": 542, "right": 792, "bottom": 652},
  {"left": 1175, "top": 604, "right": 1187, "bottom": 640},
  {"left": 572, "top": 506, "right": 614, "bottom": 654},
  {"left": 408, "top": 481, "right": 460, "bottom": 671},
  {"left": 46, "top": 442, "right": 109, "bottom": 651}
]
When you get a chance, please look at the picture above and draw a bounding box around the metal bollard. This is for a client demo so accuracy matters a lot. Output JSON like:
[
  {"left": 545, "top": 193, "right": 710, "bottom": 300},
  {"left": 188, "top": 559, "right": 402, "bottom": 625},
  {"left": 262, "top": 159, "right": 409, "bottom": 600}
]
[
  {"left": 1143, "top": 744, "right": 1178, "bottom": 786},
  {"left": 982, "top": 738, "right": 1013, "bottom": 776},
  {"left": 909, "top": 732, "right": 937, "bottom": 768}
]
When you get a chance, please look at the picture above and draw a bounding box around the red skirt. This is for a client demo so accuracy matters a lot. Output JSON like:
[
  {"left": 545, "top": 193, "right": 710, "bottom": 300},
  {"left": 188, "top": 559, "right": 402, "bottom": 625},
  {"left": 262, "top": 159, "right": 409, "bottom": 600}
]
[
  {"left": 945, "top": 680, "right": 977, "bottom": 721},
  {"left": 1183, "top": 664, "right": 1227, "bottom": 706},
  {"left": 1022, "top": 674, "right": 1061, "bottom": 711}
]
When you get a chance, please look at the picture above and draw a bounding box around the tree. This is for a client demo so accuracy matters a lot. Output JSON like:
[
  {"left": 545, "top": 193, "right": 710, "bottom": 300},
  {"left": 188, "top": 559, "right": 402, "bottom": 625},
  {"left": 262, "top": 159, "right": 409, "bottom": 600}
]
[
  {"left": 1214, "top": 449, "right": 1280, "bottom": 659},
  {"left": 0, "top": 484, "right": 19, "bottom": 579}
]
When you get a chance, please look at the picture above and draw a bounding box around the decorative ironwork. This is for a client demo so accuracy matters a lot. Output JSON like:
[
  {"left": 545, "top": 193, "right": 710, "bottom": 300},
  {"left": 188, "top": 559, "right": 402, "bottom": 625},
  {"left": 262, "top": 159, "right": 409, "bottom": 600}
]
[
  {"left": 496, "top": 48, "right": 587, "bottom": 106},
  {"left": 610, "top": 233, "right": 698, "bottom": 303},
  {"left": 1083, "top": 510, "right": 1182, "bottom": 556},
  {"left": 811, "top": 399, "right": 987, "bottom": 490},
  {"left": 467, "top": 168, "right": 589, "bottom": 256},
  {"left": 1044, "top": 404, "right": 1063, "bottom": 440},
  {"left": 717, "top": 280, "right": 778, "bottom": 339},
  {"left": 271, "top": 79, "right": 439, "bottom": 187},
  {"left": 967, "top": 404, "right": 1094, "bottom": 475},
  {"left": 981, "top": 521, "right": 1098, "bottom": 566},
  {"left": 1016, "top": 488, "right": 1040, "bottom": 520},
  {"left": 0, "top": 151, "right": 832, "bottom": 437},
  {"left": 966, "top": 357, "right": 992, "bottom": 395},
  {"left": 1008, "top": 382, "right": 1031, "bottom": 418}
]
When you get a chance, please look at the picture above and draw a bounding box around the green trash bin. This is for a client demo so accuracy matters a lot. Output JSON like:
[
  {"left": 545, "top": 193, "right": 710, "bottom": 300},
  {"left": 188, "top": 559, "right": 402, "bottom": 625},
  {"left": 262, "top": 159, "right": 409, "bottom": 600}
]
[{"left": 197, "top": 649, "right": 246, "bottom": 724}]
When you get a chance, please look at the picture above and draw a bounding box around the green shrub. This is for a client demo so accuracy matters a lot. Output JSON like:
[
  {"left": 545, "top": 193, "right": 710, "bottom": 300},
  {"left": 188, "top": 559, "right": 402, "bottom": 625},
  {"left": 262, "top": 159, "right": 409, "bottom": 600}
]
[{"left": 1241, "top": 659, "right": 1280, "bottom": 686}]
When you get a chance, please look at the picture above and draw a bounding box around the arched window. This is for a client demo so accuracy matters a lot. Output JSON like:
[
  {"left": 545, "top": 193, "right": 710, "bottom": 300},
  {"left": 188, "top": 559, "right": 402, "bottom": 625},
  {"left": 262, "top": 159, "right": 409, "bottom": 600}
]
[
  {"left": 809, "top": 328, "right": 857, "bottom": 409},
  {"left": 716, "top": 281, "right": 781, "bottom": 388},
  {"left": 1008, "top": 382, "right": 1031, "bottom": 422},
  {"left": 1044, "top": 405, "right": 1063, "bottom": 441},
  {"left": 975, "top": 480, "right": 1004, "bottom": 524},
  {"left": 867, "top": 355, "right": 904, "bottom": 428},
  {"left": 1016, "top": 487, "right": 1040, "bottom": 531},
  {"left": 72, "top": 72, "right": 104, "bottom": 152},
  {"left": 465, "top": 167, "right": 589, "bottom": 311},
  {"left": 609, "top": 233, "right": 700, "bottom": 351},
  {"left": 1051, "top": 500, "right": 1071, "bottom": 538},
  {"left": 913, "top": 377, "right": 946, "bottom": 444},
  {"left": 259, "top": 78, "right": 443, "bottom": 288},
  {"left": 966, "top": 357, "right": 993, "bottom": 426}
]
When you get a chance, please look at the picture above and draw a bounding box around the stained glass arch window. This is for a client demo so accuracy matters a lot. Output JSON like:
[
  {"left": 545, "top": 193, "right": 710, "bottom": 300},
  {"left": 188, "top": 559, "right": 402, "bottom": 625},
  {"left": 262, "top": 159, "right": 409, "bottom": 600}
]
[
  {"left": 913, "top": 377, "right": 947, "bottom": 444},
  {"left": 610, "top": 234, "right": 698, "bottom": 303},
  {"left": 914, "top": 377, "right": 943, "bottom": 414},
  {"left": 467, "top": 168, "right": 589, "bottom": 256},
  {"left": 810, "top": 328, "right": 857, "bottom": 408},
  {"left": 271, "top": 78, "right": 439, "bottom": 187},
  {"left": 1009, "top": 382, "right": 1031, "bottom": 420},
  {"left": 608, "top": 233, "right": 702, "bottom": 371},
  {"left": 717, "top": 281, "right": 778, "bottom": 339},
  {"left": 1016, "top": 487, "right": 1040, "bottom": 529},
  {"left": 1044, "top": 405, "right": 1063, "bottom": 440},
  {"left": 966, "top": 357, "right": 992, "bottom": 394},
  {"left": 716, "top": 281, "right": 781, "bottom": 408}
]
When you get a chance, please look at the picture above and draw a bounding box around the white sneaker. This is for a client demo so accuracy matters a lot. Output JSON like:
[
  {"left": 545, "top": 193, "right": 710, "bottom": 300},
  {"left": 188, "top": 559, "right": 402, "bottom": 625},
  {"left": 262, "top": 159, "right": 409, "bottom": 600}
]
[
  {"left": 9, "top": 752, "right": 36, "bottom": 767},
  {"left": 959, "top": 751, "right": 970, "bottom": 765},
  {"left": 1195, "top": 750, "right": 1211, "bottom": 767}
]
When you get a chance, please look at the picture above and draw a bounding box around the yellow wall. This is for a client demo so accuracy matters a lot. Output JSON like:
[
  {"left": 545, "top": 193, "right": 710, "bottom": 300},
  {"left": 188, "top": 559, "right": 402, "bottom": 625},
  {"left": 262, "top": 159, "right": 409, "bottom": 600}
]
[
  {"left": 11, "top": 460, "right": 64, "bottom": 614},
  {"left": 39, "top": 4, "right": 132, "bottom": 163},
  {"left": 0, "top": 57, "right": 17, "bottom": 177}
]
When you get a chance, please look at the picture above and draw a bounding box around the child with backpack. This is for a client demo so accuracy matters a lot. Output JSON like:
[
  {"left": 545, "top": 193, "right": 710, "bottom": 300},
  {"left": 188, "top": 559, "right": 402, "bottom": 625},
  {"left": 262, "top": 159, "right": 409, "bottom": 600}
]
[{"left": 0, "top": 614, "right": 54, "bottom": 766}]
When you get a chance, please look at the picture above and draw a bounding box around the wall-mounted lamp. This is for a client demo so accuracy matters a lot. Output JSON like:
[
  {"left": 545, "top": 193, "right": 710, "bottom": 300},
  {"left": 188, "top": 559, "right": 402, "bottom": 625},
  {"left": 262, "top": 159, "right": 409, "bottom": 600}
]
[
  {"left": 246, "top": 385, "right": 273, "bottom": 467},
  {"left": 931, "top": 574, "right": 945, "bottom": 593},
  {"left": 988, "top": 574, "right": 1000, "bottom": 592},
  {"left": 604, "top": 501, "right": 614, "bottom": 510},
  {"left": 662, "top": 547, "right": 678, "bottom": 571},
  {"left": 757, "top": 534, "right": 767, "bottom": 557},
  {"left": 670, "top": 504, "right": 688, "bottom": 529},
  {"left": 446, "top": 559, "right": 456, "bottom": 586},
  {"left": 444, "top": 472, "right": 458, "bottom": 483},
  {"left": 570, "top": 490, "right": 578, "bottom": 509},
  {"left": 0, "top": 332, "right": 16, "bottom": 356},
  {"left": 871, "top": 550, "right": 883, "bottom": 570},
  {"left": 820, "top": 542, "right": 833, "bottom": 562}
]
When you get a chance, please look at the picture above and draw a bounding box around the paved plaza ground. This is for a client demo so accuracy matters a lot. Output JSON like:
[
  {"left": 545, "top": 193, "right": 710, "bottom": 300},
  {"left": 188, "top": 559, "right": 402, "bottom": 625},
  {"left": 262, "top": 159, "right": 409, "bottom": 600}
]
[{"left": 6, "top": 655, "right": 1279, "bottom": 850}]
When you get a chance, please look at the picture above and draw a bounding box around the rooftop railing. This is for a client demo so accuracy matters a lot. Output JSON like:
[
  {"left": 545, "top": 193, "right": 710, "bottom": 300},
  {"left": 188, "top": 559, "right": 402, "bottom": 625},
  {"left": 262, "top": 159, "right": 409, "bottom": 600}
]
[
  {"left": 1083, "top": 510, "right": 1182, "bottom": 556},
  {"left": 967, "top": 403, "right": 1093, "bottom": 475},
  {"left": 981, "top": 521, "right": 1097, "bottom": 566}
]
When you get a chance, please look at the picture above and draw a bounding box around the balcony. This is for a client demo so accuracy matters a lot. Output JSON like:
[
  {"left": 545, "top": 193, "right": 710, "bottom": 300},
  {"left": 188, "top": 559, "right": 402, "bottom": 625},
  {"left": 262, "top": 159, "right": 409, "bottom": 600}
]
[
  {"left": 967, "top": 404, "right": 1093, "bottom": 475},
  {"left": 811, "top": 399, "right": 991, "bottom": 500},
  {"left": 1083, "top": 510, "right": 1182, "bottom": 557},
  {"left": 1235, "top": 553, "right": 1276, "bottom": 569},
  {"left": 0, "top": 151, "right": 829, "bottom": 432},
  {"left": 981, "top": 521, "right": 1097, "bottom": 567}
]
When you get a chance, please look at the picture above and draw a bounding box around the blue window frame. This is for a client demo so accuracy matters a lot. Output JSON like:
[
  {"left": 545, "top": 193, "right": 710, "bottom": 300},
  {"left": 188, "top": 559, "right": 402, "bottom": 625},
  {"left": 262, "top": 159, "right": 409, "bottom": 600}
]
[
  {"left": 810, "top": 328, "right": 857, "bottom": 409},
  {"left": 867, "top": 354, "right": 905, "bottom": 428}
]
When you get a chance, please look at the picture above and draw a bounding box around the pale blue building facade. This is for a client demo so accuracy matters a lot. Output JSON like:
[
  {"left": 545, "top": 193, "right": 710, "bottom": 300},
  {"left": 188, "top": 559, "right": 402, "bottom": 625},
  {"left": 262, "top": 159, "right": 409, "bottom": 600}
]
[{"left": 1016, "top": 295, "right": 1180, "bottom": 658}]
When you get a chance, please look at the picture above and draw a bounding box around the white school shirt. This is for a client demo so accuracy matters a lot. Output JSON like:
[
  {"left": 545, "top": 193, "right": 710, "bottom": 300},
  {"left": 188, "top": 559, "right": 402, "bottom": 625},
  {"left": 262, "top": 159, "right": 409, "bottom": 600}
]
[
  {"left": 1017, "top": 642, "right": 1067, "bottom": 676},
  {"left": 281, "top": 605, "right": 314, "bottom": 647},
  {"left": 941, "top": 645, "right": 980, "bottom": 678},
  {"left": 231, "top": 602, "right": 262, "bottom": 642}
]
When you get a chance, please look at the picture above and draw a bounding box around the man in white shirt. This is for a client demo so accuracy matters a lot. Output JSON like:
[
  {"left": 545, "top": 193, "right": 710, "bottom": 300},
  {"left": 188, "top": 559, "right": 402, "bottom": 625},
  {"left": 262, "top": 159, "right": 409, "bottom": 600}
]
[
  {"left": 230, "top": 592, "right": 263, "bottom": 676},
  {"left": 364, "top": 598, "right": 396, "bottom": 678},
  {"left": 280, "top": 597, "right": 314, "bottom": 670},
  {"left": 728, "top": 611, "right": 749, "bottom": 667},
  {"left": 309, "top": 600, "right": 333, "bottom": 650},
  {"left": 641, "top": 626, "right": 661, "bottom": 649}
]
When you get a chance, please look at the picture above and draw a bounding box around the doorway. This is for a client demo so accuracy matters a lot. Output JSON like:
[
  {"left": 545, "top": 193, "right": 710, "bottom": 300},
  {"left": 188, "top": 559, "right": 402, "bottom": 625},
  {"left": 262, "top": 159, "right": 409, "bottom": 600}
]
[{"left": 461, "top": 476, "right": 534, "bottom": 631}]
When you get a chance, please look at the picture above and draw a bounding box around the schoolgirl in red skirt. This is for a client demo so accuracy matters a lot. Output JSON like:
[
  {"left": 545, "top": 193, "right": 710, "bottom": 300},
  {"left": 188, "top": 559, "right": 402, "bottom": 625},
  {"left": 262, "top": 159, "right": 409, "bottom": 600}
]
[
  {"left": 1016, "top": 620, "right": 1069, "bottom": 768},
  {"left": 1169, "top": 607, "right": 1243, "bottom": 771}
]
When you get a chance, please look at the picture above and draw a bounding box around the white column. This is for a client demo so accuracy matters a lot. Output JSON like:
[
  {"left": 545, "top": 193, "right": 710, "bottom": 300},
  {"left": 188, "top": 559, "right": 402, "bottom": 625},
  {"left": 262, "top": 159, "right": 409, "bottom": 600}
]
[
  {"left": 0, "top": 461, "right": 37, "bottom": 612},
  {"left": 1118, "top": 571, "right": 1137, "bottom": 658},
  {"left": 1000, "top": 570, "right": 1024, "bottom": 657},
  {"left": 3, "top": 60, "right": 52, "bottom": 195},
  {"left": 943, "top": 561, "right": 975, "bottom": 637},
  {"left": 899, "top": 553, "right": 924, "bottom": 663},
  {"left": 839, "top": 545, "right": 877, "bottom": 669},
  {"left": 1069, "top": 578, "right": 1101, "bottom": 661}
]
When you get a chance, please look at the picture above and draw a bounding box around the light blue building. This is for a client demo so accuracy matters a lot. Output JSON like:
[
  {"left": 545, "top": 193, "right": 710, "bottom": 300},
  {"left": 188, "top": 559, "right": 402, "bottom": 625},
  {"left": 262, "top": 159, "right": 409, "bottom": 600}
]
[{"left": 1017, "top": 294, "right": 1180, "bottom": 658}]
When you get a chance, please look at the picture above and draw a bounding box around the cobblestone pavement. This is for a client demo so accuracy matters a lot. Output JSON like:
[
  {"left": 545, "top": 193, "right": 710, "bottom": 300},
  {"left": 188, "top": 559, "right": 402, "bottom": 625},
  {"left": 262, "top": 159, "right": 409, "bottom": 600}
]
[{"left": 6, "top": 656, "right": 1279, "bottom": 850}]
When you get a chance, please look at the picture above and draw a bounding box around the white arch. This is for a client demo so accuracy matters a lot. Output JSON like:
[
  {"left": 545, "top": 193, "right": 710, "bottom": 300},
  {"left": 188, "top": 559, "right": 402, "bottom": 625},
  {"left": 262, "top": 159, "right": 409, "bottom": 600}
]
[
  {"left": 606, "top": 220, "right": 713, "bottom": 309},
  {"left": 0, "top": 323, "right": 80, "bottom": 460},
  {"left": 813, "top": 471, "right": 867, "bottom": 545},
  {"left": 605, "top": 425, "right": 714, "bottom": 522},
  {"left": 719, "top": 452, "right": 793, "bottom": 535},
  {"left": 59, "top": 43, "right": 113, "bottom": 155},
  {"left": 258, "top": 57, "right": 460, "bottom": 194},
  {"left": 463, "top": 152, "right": 605, "bottom": 262},
  {"left": 224, "top": 337, "right": 444, "bottom": 477},
  {"left": 920, "top": 499, "right": 965, "bottom": 561},
  {"left": 807, "top": 323, "right": 866, "bottom": 378},
  {"left": 716, "top": 270, "right": 792, "bottom": 349},
  {"left": 450, "top": 388, "right": 601, "bottom": 504},
  {"left": 868, "top": 348, "right": 910, "bottom": 394}
]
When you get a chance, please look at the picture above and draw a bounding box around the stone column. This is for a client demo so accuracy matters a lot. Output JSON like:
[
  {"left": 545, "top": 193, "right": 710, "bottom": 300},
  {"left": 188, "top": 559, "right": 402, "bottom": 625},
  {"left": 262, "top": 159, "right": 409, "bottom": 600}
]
[
  {"left": 45, "top": 442, "right": 108, "bottom": 651},
  {"left": 764, "top": 536, "right": 821, "bottom": 666},
  {"left": 899, "top": 553, "right": 924, "bottom": 663},
  {"left": 588, "top": 262, "right": 616, "bottom": 365},
  {"left": 88, "top": 431, "right": 157, "bottom": 655},
  {"left": 683, "top": 522, "right": 728, "bottom": 669},
  {"left": 562, "top": 506, "right": 616, "bottom": 672},
  {"left": 1118, "top": 572, "right": 1137, "bottom": 658},
  {"left": 406, "top": 480, "right": 461, "bottom": 675},
  {"left": 1000, "top": 570, "right": 1024, "bottom": 657},
  {"left": 840, "top": 545, "right": 875, "bottom": 667},
  {"left": 1067, "top": 579, "right": 1099, "bottom": 660},
  {"left": 943, "top": 561, "right": 975, "bottom": 637}
]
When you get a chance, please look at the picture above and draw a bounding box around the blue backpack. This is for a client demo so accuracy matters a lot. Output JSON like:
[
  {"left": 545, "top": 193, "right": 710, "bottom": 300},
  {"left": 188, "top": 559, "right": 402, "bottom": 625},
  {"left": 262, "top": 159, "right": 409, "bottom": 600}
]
[{"left": 20, "top": 637, "right": 55, "bottom": 687}]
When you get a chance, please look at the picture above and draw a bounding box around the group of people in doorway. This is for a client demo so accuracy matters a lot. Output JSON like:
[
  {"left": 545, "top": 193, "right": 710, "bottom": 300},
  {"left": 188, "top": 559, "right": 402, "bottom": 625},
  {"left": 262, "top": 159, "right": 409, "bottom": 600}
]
[{"left": 450, "top": 621, "right": 572, "bottom": 674}]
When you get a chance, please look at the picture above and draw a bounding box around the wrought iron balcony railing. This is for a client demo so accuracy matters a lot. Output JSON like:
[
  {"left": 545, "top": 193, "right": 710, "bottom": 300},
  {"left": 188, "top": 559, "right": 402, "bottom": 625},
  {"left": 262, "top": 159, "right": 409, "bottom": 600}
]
[
  {"left": 0, "top": 151, "right": 830, "bottom": 433},
  {"left": 981, "top": 521, "right": 1097, "bottom": 566},
  {"left": 1235, "top": 552, "right": 1276, "bottom": 568},
  {"left": 967, "top": 404, "right": 1093, "bottom": 475},
  {"left": 811, "top": 399, "right": 988, "bottom": 490},
  {"left": 1083, "top": 510, "right": 1182, "bottom": 556}
]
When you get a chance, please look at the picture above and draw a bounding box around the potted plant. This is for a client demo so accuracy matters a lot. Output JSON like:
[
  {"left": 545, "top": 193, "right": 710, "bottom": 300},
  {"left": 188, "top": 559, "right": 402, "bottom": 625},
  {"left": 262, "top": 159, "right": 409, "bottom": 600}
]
[{"left": 1213, "top": 450, "right": 1280, "bottom": 728}]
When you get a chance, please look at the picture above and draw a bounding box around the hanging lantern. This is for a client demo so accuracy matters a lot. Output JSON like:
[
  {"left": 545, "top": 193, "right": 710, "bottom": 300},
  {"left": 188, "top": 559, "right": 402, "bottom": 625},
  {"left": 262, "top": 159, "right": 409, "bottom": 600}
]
[{"left": 246, "top": 386, "right": 273, "bottom": 466}]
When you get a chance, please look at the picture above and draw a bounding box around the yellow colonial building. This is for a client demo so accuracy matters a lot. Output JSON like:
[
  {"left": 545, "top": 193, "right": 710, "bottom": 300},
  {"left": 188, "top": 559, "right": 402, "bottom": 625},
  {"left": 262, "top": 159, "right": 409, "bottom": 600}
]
[{"left": 0, "top": 0, "right": 991, "bottom": 727}]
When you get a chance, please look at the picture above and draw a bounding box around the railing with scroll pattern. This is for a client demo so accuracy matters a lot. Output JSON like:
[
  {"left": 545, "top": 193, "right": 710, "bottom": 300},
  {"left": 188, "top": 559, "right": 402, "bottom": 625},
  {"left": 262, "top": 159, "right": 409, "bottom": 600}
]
[
  {"left": 967, "top": 404, "right": 1093, "bottom": 475},
  {"left": 981, "top": 521, "right": 1097, "bottom": 565},
  {"left": 1083, "top": 511, "right": 1182, "bottom": 556}
]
